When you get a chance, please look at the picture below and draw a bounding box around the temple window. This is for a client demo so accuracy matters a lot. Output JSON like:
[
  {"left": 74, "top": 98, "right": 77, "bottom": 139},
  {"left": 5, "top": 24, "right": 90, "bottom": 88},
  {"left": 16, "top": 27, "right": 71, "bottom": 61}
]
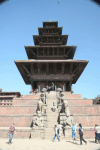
[
  {"left": 57, "top": 63, "right": 62, "bottom": 74},
  {"left": 54, "top": 37, "right": 59, "bottom": 43},
  {"left": 34, "top": 64, "right": 38, "bottom": 74},
  {"left": 42, "top": 37, "right": 47, "bottom": 43},
  {"left": 64, "top": 64, "right": 70, "bottom": 74},
  {"left": 54, "top": 48, "right": 57, "bottom": 55},
  {"left": 49, "top": 48, "right": 53, "bottom": 56},
  {"left": 38, "top": 37, "right": 41, "bottom": 43},
  {"left": 40, "top": 64, "right": 46, "bottom": 75},
  {"left": 49, "top": 29, "right": 52, "bottom": 33},
  {"left": 44, "top": 49, "right": 48, "bottom": 56},
  {"left": 58, "top": 48, "right": 63, "bottom": 55},
  {"left": 38, "top": 48, "right": 43, "bottom": 56},
  {"left": 49, "top": 63, "right": 54, "bottom": 74},
  {"left": 48, "top": 37, "right": 53, "bottom": 43}
]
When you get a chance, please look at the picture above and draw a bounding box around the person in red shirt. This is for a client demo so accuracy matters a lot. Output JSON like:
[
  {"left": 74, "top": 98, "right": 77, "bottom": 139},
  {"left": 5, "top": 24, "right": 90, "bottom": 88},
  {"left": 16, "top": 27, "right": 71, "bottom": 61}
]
[{"left": 8, "top": 123, "right": 15, "bottom": 144}]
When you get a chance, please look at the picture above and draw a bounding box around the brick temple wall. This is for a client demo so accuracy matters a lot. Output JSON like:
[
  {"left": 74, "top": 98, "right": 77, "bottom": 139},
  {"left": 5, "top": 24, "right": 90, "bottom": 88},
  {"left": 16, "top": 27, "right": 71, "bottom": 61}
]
[
  {"left": 0, "top": 92, "right": 99, "bottom": 139},
  {"left": 0, "top": 93, "right": 40, "bottom": 138}
]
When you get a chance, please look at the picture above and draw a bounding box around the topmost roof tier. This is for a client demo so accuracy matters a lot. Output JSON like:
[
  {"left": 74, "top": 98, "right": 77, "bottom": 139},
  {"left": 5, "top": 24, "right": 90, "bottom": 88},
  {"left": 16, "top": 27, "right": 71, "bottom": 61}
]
[{"left": 43, "top": 21, "right": 58, "bottom": 28}]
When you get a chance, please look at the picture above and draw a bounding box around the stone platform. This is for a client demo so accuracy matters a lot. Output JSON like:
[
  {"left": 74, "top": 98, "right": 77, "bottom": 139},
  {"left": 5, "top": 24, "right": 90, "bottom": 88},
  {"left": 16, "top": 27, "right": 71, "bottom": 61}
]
[{"left": 0, "top": 91, "right": 100, "bottom": 139}]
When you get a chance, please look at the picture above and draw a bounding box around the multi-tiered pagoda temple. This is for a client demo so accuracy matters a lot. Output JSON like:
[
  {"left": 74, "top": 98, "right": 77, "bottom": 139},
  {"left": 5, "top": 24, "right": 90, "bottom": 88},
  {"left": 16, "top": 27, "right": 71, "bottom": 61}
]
[{"left": 15, "top": 21, "right": 88, "bottom": 92}]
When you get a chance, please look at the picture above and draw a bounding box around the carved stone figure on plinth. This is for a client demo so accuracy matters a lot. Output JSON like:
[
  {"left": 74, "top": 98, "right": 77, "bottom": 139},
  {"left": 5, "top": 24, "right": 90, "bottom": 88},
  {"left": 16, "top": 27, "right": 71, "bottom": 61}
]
[
  {"left": 33, "top": 111, "right": 43, "bottom": 128},
  {"left": 36, "top": 100, "right": 43, "bottom": 113},
  {"left": 40, "top": 88, "right": 47, "bottom": 104},
  {"left": 64, "top": 100, "right": 70, "bottom": 117},
  {"left": 60, "top": 99, "right": 65, "bottom": 113}
]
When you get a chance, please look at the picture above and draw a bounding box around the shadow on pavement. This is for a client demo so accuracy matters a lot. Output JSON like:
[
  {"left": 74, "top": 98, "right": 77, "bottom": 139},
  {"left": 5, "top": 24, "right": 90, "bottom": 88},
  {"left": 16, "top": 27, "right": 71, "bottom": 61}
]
[
  {"left": 66, "top": 141, "right": 79, "bottom": 145},
  {"left": 88, "top": 140, "right": 95, "bottom": 143}
]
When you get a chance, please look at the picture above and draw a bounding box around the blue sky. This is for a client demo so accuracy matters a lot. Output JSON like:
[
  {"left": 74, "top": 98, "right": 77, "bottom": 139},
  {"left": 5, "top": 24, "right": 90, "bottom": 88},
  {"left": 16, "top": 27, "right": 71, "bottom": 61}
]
[{"left": 0, "top": 0, "right": 100, "bottom": 99}]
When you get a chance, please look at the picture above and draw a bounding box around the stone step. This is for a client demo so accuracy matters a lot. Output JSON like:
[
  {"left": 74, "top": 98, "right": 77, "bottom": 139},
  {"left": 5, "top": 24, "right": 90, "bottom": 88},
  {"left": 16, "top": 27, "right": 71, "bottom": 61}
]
[{"left": 47, "top": 115, "right": 58, "bottom": 117}]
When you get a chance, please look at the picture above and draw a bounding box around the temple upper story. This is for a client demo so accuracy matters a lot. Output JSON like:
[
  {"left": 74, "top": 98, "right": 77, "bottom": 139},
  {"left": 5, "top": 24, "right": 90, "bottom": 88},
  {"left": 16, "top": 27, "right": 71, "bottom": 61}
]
[
  {"left": 25, "top": 45, "right": 76, "bottom": 60},
  {"left": 15, "top": 21, "right": 88, "bottom": 92}
]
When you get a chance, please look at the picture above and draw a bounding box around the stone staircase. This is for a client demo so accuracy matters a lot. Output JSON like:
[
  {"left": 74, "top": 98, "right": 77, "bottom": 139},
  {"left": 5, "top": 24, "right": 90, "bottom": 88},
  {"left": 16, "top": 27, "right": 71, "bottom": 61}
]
[
  {"left": 44, "top": 91, "right": 72, "bottom": 140},
  {"left": 44, "top": 91, "right": 58, "bottom": 140}
]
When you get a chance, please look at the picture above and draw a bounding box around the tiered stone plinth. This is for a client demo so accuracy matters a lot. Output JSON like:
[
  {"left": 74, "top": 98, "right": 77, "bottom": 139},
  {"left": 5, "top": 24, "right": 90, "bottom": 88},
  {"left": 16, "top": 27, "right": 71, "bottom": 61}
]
[{"left": 0, "top": 91, "right": 100, "bottom": 139}]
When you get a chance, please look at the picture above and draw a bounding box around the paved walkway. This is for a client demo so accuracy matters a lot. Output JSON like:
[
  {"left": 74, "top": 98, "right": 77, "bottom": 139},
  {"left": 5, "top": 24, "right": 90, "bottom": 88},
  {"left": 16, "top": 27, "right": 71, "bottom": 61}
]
[{"left": 0, "top": 139, "right": 100, "bottom": 150}]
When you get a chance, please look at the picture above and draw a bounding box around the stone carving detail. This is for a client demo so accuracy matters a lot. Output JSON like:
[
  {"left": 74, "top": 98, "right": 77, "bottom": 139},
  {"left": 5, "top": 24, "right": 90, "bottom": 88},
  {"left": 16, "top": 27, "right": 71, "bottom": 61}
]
[
  {"left": 37, "top": 100, "right": 43, "bottom": 113},
  {"left": 33, "top": 111, "right": 44, "bottom": 129}
]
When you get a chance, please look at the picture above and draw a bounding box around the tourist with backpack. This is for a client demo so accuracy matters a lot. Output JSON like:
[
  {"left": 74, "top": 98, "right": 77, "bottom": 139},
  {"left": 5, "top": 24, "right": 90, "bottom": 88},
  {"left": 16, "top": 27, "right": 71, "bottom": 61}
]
[
  {"left": 79, "top": 123, "right": 87, "bottom": 145},
  {"left": 71, "top": 122, "right": 77, "bottom": 143}
]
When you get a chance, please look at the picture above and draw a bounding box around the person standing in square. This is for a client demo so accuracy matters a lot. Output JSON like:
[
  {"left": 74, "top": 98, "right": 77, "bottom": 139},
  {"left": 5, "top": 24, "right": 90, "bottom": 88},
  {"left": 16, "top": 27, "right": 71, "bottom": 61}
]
[{"left": 8, "top": 123, "right": 15, "bottom": 144}]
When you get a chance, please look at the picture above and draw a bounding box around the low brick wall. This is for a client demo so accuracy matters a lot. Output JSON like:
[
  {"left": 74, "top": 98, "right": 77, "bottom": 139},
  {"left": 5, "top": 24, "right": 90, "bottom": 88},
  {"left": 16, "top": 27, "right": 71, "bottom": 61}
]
[
  {"left": 13, "top": 99, "right": 39, "bottom": 105},
  {"left": 67, "top": 99, "right": 93, "bottom": 105},
  {"left": 73, "top": 115, "right": 100, "bottom": 127},
  {"left": 0, "top": 115, "right": 33, "bottom": 127},
  {"left": 69, "top": 105, "right": 100, "bottom": 115},
  {"left": 64, "top": 92, "right": 82, "bottom": 99},
  {"left": 0, "top": 105, "right": 37, "bottom": 115}
]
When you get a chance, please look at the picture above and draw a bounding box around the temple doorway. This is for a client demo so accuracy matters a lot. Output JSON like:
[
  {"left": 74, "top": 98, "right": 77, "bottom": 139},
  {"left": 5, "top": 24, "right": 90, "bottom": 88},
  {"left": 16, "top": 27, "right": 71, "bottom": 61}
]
[
  {"left": 66, "top": 81, "right": 71, "bottom": 91},
  {"left": 32, "top": 81, "right": 37, "bottom": 91}
]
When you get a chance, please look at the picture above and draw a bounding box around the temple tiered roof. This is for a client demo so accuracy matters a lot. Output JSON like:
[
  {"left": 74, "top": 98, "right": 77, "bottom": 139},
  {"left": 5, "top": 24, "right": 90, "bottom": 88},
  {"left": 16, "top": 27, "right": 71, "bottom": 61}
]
[{"left": 15, "top": 21, "right": 88, "bottom": 91}]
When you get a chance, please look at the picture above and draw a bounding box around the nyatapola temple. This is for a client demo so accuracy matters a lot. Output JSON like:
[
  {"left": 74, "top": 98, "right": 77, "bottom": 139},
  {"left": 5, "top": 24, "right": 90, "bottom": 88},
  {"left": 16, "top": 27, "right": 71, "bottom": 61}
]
[{"left": 0, "top": 21, "right": 100, "bottom": 139}]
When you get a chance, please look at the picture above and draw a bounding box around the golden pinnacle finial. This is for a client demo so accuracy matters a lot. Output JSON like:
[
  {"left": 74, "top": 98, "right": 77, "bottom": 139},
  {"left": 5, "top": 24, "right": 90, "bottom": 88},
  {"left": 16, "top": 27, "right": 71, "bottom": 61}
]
[{"left": 50, "top": 19, "right": 51, "bottom": 22}]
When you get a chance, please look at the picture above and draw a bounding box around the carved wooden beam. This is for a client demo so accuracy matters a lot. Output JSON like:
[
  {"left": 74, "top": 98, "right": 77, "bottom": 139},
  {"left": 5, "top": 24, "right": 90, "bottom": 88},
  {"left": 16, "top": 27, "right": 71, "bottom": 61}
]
[
  {"left": 21, "top": 63, "right": 31, "bottom": 76},
  {"left": 62, "top": 63, "right": 65, "bottom": 74},
  {"left": 37, "top": 63, "right": 41, "bottom": 75},
  {"left": 43, "top": 48, "right": 44, "bottom": 56},
  {"left": 37, "top": 48, "right": 38, "bottom": 56},
  {"left": 72, "top": 63, "right": 82, "bottom": 74},
  {"left": 53, "top": 47, "right": 54, "bottom": 56},
  {"left": 30, "top": 48, "right": 37, "bottom": 57},
  {"left": 31, "top": 63, "right": 34, "bottom": 74},
  {"left": 30, "top": 74, "right": 72, "bottom": 81},
  {"left": 70, "top": 63, "right": 73, "bottom": 74},
  {"left": 53, "top": 63, "right": 57, "bottom": 75},
  {"left": 46, "top": 63, "right": 49, "bottom": 75},
  {"left": 36, "top": 37, "right": 40, "bottom": 43},
  {"left": 65, "top": 48, "right": 72, "bottom": 58}
]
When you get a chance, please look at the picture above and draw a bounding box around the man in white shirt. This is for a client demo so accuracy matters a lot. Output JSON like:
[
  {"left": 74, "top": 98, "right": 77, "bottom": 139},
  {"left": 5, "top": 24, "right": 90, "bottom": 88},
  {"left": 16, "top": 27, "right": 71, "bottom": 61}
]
[
  {"left": 53, "top": 125, "right": 60, "bottom": 142},
  {"left": 95, "top": 124, "right": 100, "bottom": 143}
]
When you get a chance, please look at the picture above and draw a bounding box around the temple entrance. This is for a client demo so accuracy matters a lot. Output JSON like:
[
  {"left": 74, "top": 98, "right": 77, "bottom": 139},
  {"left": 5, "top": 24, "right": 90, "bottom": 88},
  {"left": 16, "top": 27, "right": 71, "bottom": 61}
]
[
  {"left": 66, "top": 81, "right": 71, "bottom": 91},
  {"left": 32, "top": 81, "right": 37, "bottom": 91},
  {"left": 48, "top": 81, "right": 55, "bottom": 91}
]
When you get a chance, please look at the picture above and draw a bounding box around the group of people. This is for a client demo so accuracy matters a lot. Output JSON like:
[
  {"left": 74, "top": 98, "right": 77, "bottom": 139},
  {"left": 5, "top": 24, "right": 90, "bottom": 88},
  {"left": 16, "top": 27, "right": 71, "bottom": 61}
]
[
  {"left": 46, "top": 83, "right": 55, "bottom": 93},
  {"left": 53, "top": 123, "right": 87, "bottom": 145},
  {"left": 8, "top": 122, "right": 100, "bottom": 145}
]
